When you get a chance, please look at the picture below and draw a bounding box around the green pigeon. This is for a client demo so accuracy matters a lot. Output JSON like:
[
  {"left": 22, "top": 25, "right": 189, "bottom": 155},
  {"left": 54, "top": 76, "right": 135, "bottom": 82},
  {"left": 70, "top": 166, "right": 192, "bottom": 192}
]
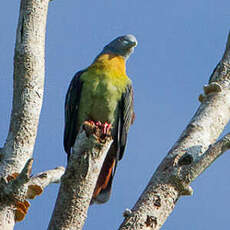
[{"left": 64, "top": 34, "right": 137, "bottom": 203}]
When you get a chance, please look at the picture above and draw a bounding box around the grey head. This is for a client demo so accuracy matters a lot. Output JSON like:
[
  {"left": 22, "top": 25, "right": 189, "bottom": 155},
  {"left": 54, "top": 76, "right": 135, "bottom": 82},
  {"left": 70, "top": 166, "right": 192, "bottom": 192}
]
[{"left": 99, "top": 34, "right": 138, "bottom": 60}]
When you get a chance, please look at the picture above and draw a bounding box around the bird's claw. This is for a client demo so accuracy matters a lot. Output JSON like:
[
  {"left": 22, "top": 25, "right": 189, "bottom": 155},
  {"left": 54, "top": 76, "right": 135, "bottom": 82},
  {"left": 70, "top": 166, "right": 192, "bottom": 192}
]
[
  {"left": 96, "top": 121, "right": 112, "bottom": 135},
  {"left": 87, "top": 121, "right": 112, "bottom": 135},
  {"left": 101, "top": 122, "right": 112, "bottom": 135}
]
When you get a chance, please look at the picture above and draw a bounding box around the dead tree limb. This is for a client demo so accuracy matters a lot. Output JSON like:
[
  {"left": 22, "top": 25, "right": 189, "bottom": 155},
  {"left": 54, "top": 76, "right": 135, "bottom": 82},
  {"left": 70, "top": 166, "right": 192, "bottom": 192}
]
[
  {"left": 48, "top": 122, "right": 113, "bottom": 230},
  {"left": 0, "top": 0, "right": 58, "bottom": 229},
  {"left": 119, "top": 32, "right": 230, "bottom": 230}
]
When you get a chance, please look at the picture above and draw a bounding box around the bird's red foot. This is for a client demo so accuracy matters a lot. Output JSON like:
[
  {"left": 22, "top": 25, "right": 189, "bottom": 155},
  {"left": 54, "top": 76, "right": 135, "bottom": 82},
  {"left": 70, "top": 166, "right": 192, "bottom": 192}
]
[
  {"left": 101, "top": 122, "right": 112, "bottom": 135},
  {"left": 95, "top": 121, "right": 102, "bottom": 126},
  {"left": 95, "top": 121, "right": 112, "bottom": 135},
  {"left": 86, "top": 120, "right": 112, "bottom": 136}
]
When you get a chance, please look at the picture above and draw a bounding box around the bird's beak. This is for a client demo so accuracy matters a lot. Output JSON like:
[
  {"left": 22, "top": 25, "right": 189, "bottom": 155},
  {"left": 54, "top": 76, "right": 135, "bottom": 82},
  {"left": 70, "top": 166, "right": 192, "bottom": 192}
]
[{"left": 131, "top": 40, "right": 138, "bottom": 47}]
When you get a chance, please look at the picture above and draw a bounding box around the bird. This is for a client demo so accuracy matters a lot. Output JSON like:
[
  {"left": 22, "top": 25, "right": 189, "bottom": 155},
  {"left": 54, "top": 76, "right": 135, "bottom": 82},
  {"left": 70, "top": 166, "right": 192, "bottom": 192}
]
[{"left": 64, "top": 34, "right": 137, "bottom": 204}]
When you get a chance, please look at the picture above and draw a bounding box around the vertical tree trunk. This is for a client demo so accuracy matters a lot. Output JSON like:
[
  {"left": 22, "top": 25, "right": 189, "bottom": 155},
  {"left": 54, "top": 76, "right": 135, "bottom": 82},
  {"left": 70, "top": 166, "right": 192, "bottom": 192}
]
[{"left": 0, "top": 0, "right": 49, "bottom": 229}]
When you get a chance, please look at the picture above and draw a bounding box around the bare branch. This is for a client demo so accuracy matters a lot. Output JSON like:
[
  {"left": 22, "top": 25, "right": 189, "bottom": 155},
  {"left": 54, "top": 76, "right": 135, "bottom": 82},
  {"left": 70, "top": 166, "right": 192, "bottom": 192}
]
[
  {"left": 180, "top": 133, "right": 230, "bottom": 183},
  {"left": 26, "top": 166, "right": 65, "bottom": 199},
  {"left": 0, "top": 0, "right": 49, "bottom": 176},
  {"left": 0, "top": 0, "right": 49, "bottom": 229},
  {"left": 119, "top": 32, "right": 230, "bottom": 230},
  {"left": 28, "top": 166, "right": 65, "bottom": 189},
  {"left": 0, "top": 159, "right": 35, "bottom": 228},
  {"left": 48, "top": 122, "right": 113, "bottom": 230},
  {"left": 0, "top": 161, "right": 64, "bottom": 201},
  {"left": 16, "top": 158, "right": 33, "bottom": 183},
  {"left": 2, "top": 159, "right": 33, "bottom": 198},
  {"left": 0, "top": 159, "right": 64, "bottom": 226}
]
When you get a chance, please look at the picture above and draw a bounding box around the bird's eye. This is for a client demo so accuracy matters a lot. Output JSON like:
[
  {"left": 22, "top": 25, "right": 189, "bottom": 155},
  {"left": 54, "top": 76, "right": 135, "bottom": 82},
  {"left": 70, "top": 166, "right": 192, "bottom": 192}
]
[{"left": 122, "top": 40, "right": 129, "bottom": 45}]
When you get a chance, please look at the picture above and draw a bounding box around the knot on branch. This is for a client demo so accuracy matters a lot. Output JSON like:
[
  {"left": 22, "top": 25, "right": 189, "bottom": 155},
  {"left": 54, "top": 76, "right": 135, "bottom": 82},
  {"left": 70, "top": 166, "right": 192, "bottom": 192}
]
[
  {"left": 169, "top": 174, "right": 193, "bottom": 196},
  {"left": 0, "top": 159, "right": 64, "bottom": 222},
  {"left": 178, "top": 153, "right": 193, "bottom": 166},
  {"left": 168, "top": 147, "right": 201, "bottom": 195},
  {"left": 123, "top": 208, "right": 133, "bottom": 218},
  {"left": 145, "top": 215, "right": 158, "bottom": 228},
  {"left": 199, "top": 82, "right": 223, "bottom": 103},
  {"left": 204, "top": 82, "right": 222, "bottom": 95},
  {"left": 198, "top": 43, "right": 230, "bottom": 104},
  {"left": 0, "top": 159, "right": 40, "bottom": 222}
]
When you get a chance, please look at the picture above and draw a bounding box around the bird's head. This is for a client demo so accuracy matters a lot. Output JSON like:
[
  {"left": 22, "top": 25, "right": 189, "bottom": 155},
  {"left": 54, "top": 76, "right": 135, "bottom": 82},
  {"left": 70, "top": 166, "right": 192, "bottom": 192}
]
[{"left": 101, "top": 34, "right": 137, "bottom": 60}]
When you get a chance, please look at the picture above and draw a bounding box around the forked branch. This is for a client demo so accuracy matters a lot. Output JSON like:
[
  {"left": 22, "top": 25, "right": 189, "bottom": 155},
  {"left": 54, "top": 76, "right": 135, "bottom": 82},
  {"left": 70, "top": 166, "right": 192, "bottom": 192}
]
[{"left": 119, "top": 32, "right": 230, "bottom": 230}]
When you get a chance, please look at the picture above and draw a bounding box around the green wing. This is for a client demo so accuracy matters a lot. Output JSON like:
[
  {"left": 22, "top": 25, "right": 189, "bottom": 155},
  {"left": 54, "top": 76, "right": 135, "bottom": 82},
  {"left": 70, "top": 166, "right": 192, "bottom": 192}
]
[
  {"left": 64, "top": 70, "right": 84, "bottom": 155},
  {"left": 117, "top": 83, "right": 134, "bottom": 160}
]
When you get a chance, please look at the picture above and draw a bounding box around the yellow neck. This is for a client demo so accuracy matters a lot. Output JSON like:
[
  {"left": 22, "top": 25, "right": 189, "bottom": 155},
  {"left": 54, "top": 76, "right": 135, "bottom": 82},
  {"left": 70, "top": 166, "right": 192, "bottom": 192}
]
[{"left": 88, "top": 53, "right": 126, "bottom": 76}]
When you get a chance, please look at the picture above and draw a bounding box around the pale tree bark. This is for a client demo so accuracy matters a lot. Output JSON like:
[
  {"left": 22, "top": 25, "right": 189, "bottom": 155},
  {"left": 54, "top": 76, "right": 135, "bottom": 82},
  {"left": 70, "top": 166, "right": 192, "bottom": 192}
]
[
  {"left": 0, "top": 0, "right": 112, "bottom": 229},
  {"left": 2, "top": 0, "right": 230, "bottom": 230},
  {"left": 0, "top": 0, "right": 64, "bottom": 229},
  {"left": 47, "top": 31, "right": 230, "bottom": 230},
  {"left": 119, "top": 33, "right": 230, "bottom": 230},
  {"left": 48, "top": 123, "right": 113, "bottom": 230}
]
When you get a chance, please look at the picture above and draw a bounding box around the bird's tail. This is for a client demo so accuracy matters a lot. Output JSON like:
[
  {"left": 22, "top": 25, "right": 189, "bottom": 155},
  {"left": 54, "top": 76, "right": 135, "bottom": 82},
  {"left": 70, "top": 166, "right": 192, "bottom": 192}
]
[{"left": 91, "top": 154, "right": 117, "bottom": 204}]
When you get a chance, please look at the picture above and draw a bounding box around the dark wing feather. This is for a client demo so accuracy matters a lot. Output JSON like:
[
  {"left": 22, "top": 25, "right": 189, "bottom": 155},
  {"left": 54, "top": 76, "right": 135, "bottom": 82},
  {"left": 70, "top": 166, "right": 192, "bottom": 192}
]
[
  {"left": 64, "top": 70, "right": 84, "bottom": 155},
  {"left": 92, "top": 84, "right": 134, "bottom": 204},
  {"left": 118, "top": 83, "right": 134, "bottom": 161}
]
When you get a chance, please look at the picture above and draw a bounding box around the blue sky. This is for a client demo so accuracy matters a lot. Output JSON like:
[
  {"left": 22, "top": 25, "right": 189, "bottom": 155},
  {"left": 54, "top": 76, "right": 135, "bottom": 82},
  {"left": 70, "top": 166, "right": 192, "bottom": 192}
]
[{"left": 1, "top": 1, "right": 230, "bottom": 229}]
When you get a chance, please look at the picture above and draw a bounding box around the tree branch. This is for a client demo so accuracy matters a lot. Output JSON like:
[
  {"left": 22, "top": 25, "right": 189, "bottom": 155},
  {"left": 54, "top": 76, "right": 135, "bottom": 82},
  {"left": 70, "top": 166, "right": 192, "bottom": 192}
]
[
  {"left": 0, "top": 159, "right": 64, "bottom": 224},
  {"left": 0, "top": 0, "right": 49, "bottom": 229},
  {"left": 179, "top": 133, "right": 230, "bottom": 183},
  {"left": 119, "top": 32, "right": 230, "bottom": 230},
  {"left": 48, "top": 122, "right": 113, "bottom": 230},
  {"left": 1, "top": 0, "right": 49, "bottom": 176},
  {"left": 2, "top": 159, "right": 33, "bottom": 199},
  {"left": 28, "top": 167, "right": 65, "bottom": 189},
  {"left": 26, "top": 166, "right": 65, "bottom": 199},
  {"left": 0, "top": 160, "right": 64, "bottom": 202}
]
